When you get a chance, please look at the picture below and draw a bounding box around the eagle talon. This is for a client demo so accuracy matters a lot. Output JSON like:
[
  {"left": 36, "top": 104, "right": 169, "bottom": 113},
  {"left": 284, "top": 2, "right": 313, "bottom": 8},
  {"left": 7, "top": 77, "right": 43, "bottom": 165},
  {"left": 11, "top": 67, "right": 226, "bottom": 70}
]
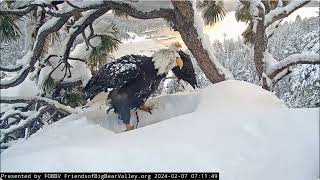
[
  {"left": 140, "top": 104, "right": 154, "bottom": 114},
  {"left": 125, "top": 124, "right": 135, "bottom": 131}
]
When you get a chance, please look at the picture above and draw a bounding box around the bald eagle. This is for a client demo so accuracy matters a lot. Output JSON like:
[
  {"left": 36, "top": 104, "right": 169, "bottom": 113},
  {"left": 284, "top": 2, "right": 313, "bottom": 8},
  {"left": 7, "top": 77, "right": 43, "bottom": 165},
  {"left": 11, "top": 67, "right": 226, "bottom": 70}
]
[{"left": 84, "top": 43, "right": 184, "bottom": 130}]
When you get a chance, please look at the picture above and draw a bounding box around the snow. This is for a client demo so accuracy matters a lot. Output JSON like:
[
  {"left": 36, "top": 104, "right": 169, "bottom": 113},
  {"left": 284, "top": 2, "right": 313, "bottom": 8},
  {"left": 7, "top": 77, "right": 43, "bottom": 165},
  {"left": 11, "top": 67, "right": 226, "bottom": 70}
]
[
  {"left": 36, "top": 43, "right": 92, "bottom": 88},
  {"left": 196, "top": 80, "right": 286, "bottom": 112},
  {"left": 37, "top": 59, "right": 92, "bottom": 88},
  {"left": 121, "top": 0, "right": 173, "bottom": 13},
  {"left": 264, "top": 51, "right": 290, "bottom": 82},
  {"left": 0, "top": 2, "right": 319, "bottom": 176},
  {"left": 1, "top": 108, "right": 318, "bottom": 177},
  {"left": 3, "top": 80, "right": 318, "bottom": 179},
  {"left": 264, "top": 51, "right": 278, "bottom": 68},
  {"left": 248, "top": 0, "right": 265, "bottom": 32},
  {"left": 68, "top": 60, "right": 92, "bottom": 86},
  {"left": 0, "top": 103, "right": 27, "bottom": 113},
  {"left": 68, "top": 41, "right": 92, "bottom": 60},
  {"left": 68, "top": 0, "right": 104, "bottom": 9},
  {"left": 0, "top": 74, "right": 40, "bottom": 97},
  {"left": 1, "top": 80, "right": 319, "bottom": 179}
]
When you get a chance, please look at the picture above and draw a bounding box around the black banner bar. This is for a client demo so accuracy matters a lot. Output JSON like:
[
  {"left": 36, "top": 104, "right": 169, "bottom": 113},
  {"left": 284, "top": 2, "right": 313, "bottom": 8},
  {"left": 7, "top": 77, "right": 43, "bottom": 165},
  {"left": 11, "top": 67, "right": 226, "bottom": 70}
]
[{"left": 0, "top": 172, "right": 219, "bottom": 180}]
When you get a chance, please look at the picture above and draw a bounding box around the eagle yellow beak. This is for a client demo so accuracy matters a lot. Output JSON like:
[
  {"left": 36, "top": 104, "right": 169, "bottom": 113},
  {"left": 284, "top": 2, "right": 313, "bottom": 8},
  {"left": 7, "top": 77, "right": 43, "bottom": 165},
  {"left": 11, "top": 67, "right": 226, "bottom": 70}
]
[
  {"left": 174, "top": 42, "right": 182, "bottom": 49},
  {"left": 176, "top": 57, "right": 183, "bottom": 69}
]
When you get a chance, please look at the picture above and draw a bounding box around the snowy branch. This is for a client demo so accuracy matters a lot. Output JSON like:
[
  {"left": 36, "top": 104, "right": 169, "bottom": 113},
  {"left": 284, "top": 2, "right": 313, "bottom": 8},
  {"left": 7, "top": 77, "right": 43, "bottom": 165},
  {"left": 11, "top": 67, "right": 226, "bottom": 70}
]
[
  {"left": 0, "top": 6, "right": 36, "bottom": 16},
  {"left": 0, "top": 95, "right": 79, "bottom": 144},
  {"left": 56, "top": 80, "right": 82, "bottom": 89},
  {"left": 0, "top": 93, "right": 85, "bottom": 144},
  {"left": 264, "top": 0, "right": 310, "bottom": 27},
  {"left": 266, "top": 53, "right": 320, "bottom": 79},
  {"left": 0, "top": 65, "right": 23, "bottom": 72},
  {"left": 106, "top": 1, "right": 174, "bottom": 19},
  {"left": 0, "top": 96, "right": 78, "bottom": 114},
  {"left": 267, "top": 19, "right": 283, "bottom": 39},
  {"left": 0, "top": 14, "right": 71, "bottom": 89},
  {"left": 62, "top": 8, "right": 110, "bottom": 66},
  {"left": 0, "top": 106, "right": 49, "bottom": 143}
]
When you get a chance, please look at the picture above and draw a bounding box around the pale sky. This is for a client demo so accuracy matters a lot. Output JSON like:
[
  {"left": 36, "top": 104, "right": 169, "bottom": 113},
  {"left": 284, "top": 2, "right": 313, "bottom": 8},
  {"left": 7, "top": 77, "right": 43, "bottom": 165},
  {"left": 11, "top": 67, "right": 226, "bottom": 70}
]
[{"left": 206, "top": 7, "right": 319, "bottom": 42}]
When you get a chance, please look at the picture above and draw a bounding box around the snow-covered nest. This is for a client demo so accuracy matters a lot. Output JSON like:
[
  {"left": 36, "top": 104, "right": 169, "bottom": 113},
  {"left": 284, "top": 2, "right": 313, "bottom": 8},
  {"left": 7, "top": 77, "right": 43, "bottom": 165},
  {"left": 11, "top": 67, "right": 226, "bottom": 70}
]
[{"left": 1, "top": 80, "right": 318, "bottom": 180}]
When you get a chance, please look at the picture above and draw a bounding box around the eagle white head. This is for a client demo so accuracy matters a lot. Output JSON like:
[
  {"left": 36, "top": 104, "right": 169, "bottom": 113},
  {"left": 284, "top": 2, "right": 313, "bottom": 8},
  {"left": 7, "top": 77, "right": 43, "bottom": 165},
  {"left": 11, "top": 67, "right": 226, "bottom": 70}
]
[{"left": 152, "top": 42, "right": 184, "bottom": 75}]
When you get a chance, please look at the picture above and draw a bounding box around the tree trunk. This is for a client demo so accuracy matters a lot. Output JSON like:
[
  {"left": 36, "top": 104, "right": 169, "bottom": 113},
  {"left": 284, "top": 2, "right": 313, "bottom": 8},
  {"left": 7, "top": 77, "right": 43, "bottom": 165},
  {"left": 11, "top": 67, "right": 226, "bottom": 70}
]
[
  {"left": 253, "top": 6, "right": 267, "bottom": 80},
  {"left": 171, "top": 1, "right": 228, "bottom": 83}
]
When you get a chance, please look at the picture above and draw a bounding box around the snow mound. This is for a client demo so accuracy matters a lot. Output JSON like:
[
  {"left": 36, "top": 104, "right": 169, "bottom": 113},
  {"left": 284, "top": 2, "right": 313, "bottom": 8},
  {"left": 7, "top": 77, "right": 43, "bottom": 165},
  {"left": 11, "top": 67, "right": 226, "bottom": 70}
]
[
  {"left": 1, "top": 80, "right": 318, "bottom": 180},
  {"left": 1, "top": 110, "right": 318, "bottom": 179},
  {"left": 197, "top": 80, "right": 287, "bottom": 112}
]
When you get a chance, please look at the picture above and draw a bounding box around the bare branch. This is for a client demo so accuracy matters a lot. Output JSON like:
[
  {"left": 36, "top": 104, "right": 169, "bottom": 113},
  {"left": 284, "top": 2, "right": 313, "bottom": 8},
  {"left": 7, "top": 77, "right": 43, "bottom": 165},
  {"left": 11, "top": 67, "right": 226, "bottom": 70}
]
[{"left": 67, "top": 57, "right": 86, "bottom": 62}]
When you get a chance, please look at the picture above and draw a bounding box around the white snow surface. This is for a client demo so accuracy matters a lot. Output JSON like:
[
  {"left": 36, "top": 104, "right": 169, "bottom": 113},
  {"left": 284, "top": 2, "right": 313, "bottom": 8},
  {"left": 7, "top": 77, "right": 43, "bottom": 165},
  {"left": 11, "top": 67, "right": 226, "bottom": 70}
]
[
  {"left": 122, "top": 0, "right": 173, "bottom": 13},
  {"left": 1, "top": 80, "right": 318, "bottom": 179},
  {"left": 0, "top": 74, "right": 39, "bottom": 97}
]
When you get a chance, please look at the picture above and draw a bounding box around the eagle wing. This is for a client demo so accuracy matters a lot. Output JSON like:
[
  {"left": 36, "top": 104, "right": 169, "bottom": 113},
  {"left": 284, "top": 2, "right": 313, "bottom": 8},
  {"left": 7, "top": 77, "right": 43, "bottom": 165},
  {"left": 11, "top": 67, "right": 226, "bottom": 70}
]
[{"left": 83, "top": 55, "right": 142, "bottom": 100}]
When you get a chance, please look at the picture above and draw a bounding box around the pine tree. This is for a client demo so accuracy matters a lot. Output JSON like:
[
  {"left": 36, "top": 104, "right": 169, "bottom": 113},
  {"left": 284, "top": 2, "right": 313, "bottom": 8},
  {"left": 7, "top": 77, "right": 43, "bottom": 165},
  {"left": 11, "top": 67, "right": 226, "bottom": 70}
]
[{"left": 197, "top": 0, "right": 227, "bottom": 26}]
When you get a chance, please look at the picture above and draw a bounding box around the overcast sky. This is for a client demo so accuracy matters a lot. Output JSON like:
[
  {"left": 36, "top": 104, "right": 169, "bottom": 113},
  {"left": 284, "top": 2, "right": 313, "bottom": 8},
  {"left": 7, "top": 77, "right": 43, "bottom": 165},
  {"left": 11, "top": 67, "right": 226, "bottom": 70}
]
[
  {"left": 206, "top": 6, "right": 319, "bottom": 42},
  {"left": 223, "top": 0, "right": 320, "bottom": 12}
]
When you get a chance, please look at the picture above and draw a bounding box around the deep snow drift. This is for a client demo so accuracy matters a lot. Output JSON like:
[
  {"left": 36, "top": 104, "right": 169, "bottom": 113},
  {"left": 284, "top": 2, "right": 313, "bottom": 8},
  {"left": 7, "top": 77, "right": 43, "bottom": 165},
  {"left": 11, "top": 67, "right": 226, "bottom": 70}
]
[{"left": 1, "top": 80, "right": 319, "bottom": 180}]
